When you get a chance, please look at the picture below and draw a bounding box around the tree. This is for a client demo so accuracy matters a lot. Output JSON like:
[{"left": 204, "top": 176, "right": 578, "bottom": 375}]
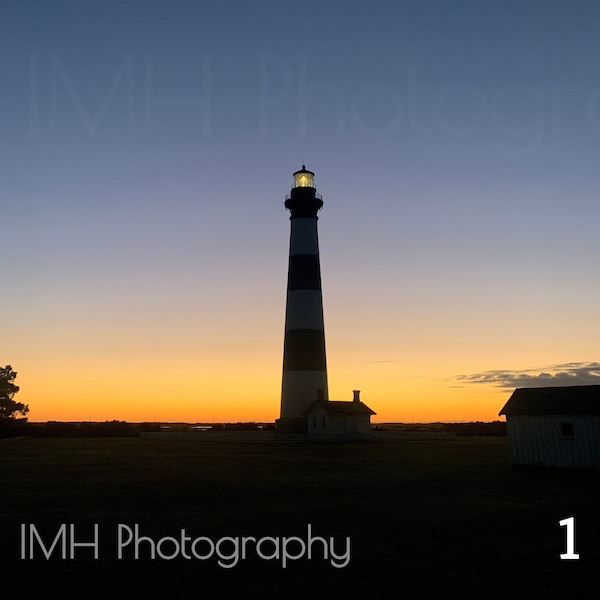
[{"left": 0, "top": 365, "right": 28, "bottom": 421}]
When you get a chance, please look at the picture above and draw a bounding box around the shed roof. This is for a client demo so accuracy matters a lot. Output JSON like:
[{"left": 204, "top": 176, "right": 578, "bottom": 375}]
[
  {"left": 304, "top": 399, "right": 376, "bottom": 416},
  {"left": 499, "top": 385, "right": 600, "bottom": 416}
]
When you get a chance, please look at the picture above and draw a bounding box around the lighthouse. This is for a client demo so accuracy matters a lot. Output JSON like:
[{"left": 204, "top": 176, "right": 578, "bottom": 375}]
[{"left": 277, "top": 166, "right": 328, "bottom": 433}]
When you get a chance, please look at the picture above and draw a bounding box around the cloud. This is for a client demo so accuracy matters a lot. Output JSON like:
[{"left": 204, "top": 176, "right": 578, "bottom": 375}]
[{"left": 456, "top": 362, "right": 600, "bottom": 389}]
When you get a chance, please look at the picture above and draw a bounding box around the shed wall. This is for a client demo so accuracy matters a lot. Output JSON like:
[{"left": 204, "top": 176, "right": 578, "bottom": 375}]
[{"left": 506, "top": 415, "right": 600, "bottom": 468}]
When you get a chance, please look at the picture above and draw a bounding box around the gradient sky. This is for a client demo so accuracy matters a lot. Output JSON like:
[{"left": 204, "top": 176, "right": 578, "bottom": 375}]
[{"left": 3, "top": 1, "right": 600, "bottom": 423}]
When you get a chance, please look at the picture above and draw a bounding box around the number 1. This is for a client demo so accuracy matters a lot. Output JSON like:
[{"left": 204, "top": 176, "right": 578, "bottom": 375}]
[{"left": 559, "top": 517, "right": 580, "bottom": 560}]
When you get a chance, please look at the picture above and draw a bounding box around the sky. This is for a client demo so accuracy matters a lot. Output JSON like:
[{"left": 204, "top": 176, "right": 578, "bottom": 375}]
[{"left": 2, "top": 0, "right": 600, "bottom": 423}]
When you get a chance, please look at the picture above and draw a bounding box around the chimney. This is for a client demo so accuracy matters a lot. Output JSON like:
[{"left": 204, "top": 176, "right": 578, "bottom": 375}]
[
  {"left": 353, "top": 390, "right": 360, "bottom": 404},
  {"left": 317, "top": 388, "right": 325, "bottom": 401}
]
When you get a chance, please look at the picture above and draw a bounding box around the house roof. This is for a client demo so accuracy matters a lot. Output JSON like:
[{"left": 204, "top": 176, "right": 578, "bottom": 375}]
[
  {"left": 499, "top": 385, "right": 600, "bottom": 416},
  {"left": 304, "top": 399, "right": 376, "bottom": 416}
]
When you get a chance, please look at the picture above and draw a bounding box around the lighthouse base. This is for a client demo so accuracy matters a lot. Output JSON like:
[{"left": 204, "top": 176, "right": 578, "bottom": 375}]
[{"left": 275, "top": 417, "right": 308, "bottom": 434}]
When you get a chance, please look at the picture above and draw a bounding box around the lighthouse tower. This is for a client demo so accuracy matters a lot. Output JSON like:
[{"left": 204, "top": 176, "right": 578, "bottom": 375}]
[{"left": 277, "top": 166, "right": 328, "bottom": 433}]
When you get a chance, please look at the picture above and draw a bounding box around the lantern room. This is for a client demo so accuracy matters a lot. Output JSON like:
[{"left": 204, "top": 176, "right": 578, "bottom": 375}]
[{"left": 293, "top": 165, "right": 315, "bottom": 189}]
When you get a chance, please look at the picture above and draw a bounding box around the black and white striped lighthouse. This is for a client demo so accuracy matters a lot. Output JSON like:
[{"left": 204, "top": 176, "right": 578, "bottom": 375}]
[{"left": 277, "top": 166, "right": 328, "bottom": 433}]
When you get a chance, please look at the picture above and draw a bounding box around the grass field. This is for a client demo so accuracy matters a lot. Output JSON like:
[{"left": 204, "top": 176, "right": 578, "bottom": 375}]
[{"left": 1, "top": 436, "right": 599, "bottom": 599}]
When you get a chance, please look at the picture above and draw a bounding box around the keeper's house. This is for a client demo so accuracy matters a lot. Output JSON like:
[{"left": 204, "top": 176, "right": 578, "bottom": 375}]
[
  {"left": 499, "top": 385, "right": 600, "bottom": 469},
  {"left": 304, "top": 390, "right": 376, "bottom": 439}
]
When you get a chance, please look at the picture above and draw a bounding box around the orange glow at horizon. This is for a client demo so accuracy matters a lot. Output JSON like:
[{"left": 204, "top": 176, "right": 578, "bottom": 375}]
[{"left": 15, "top": 349, "right": 511, "bottom": 424}]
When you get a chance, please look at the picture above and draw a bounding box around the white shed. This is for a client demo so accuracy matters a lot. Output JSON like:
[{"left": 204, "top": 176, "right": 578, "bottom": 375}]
[
  {"left": 499, "top": 385, "right": 600, "bottom": 469},
  {"left": 304, "top": 390, "right": 376, "bottom": 439}
]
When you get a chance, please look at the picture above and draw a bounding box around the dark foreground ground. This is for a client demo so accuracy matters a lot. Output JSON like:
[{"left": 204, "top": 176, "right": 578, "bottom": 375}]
[{"left": 1, "top": 437, "right": 598, "bottom": 599}]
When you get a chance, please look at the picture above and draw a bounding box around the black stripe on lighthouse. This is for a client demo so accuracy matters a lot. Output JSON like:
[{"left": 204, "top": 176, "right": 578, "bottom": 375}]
[
  {"left": 286, "top": 254, "right": 322, "bottom": 291},
  {"left": 282, "top": 329, "right": 327, "bottom": 371}
]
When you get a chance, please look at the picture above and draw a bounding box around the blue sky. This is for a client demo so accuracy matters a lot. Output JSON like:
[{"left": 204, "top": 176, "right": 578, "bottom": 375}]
[{"left": 2, "top": 1, "right": 600, "bottom": 421}]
